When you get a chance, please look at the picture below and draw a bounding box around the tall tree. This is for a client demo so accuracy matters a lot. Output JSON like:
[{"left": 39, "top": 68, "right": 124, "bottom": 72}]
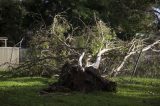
[{"left": 0, "top": 0, "right": 25, "bottom": 45}]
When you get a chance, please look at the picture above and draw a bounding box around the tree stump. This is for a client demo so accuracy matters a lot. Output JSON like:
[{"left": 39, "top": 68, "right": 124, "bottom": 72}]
[{"left": 40, "top": 62, "right": 117, "bottom": 94}]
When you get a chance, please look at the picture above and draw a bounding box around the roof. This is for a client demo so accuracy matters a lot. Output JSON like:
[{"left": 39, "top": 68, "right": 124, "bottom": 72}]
[{"left": 0, "top": 37, "right": 8, "bottom": 40}]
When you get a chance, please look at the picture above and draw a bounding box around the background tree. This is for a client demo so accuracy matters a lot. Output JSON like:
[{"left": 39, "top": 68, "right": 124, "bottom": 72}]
[
  {"left": 0, "top": 0, "right": 25, "bottom": 45},
  {"left": 0, "top": 0, "right": 156, "bottom": 45}
]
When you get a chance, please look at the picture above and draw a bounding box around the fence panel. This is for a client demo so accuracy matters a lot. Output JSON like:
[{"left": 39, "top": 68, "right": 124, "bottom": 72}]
[{"left": 0, "top": 47, "right": 27, "bottom": 69}]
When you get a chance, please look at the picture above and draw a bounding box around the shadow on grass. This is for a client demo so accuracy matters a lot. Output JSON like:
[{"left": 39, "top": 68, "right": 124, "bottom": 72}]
[{"left": 0, "top": 77, "right": 160, "bottom": 106}]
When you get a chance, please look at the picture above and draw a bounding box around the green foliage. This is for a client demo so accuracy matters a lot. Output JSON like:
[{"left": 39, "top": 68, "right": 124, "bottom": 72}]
[
  {"left": 0, "top": 0, "right": 25, "bottom": 44},
  {"left": 90, "top": 22, "right": 116, "bottom": 54},
  {"left": 0, "top": 0, "right": 159, "bottom": 78},
  {"left": 80, "top": 23, "right": 116, "bottom": 55},
  {"left": 12, "top": 15, "right": 118, "bottom": 76},
  {"left": 0, "top": 0, "right": 157, "bottom": 44},
  {"left": 63, "top": 0, "right": 155, "bottom": 36},
  {"left": 51, "top": 15, "right": 71, "bottom": 38}
]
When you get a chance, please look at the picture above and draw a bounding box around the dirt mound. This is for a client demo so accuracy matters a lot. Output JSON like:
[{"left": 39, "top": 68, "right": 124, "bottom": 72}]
[{"left": 40, "top": 62, "right": 117, "bottom": 94}]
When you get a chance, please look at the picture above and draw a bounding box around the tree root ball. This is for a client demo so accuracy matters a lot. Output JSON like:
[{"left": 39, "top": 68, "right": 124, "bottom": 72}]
[{"left": 40, "top": 62, "right": 117, "bottom": 94}]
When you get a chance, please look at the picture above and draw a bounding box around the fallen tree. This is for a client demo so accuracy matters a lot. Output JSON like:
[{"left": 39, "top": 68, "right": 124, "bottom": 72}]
[
  {"left": 9, "top": 15, "right": 160, "bottom": 89},
  {"left": 40, "top": 48, "right": 117, "bottom": 94}
]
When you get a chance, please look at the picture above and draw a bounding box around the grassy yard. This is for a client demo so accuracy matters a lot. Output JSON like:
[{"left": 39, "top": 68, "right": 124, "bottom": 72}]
[{"left": 0, "top": 76, "right": 160, "bottom": 106}]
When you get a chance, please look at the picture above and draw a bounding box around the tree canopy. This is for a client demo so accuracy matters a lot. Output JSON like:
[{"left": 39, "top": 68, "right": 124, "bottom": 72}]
[{"left": 0, "top": 0, "right": 158, "bottom": 45}]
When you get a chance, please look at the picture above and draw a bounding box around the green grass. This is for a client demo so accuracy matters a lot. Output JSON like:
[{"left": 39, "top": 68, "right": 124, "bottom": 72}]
[{"left": 0, "top": 77, "right": 160, "bottom": 106}]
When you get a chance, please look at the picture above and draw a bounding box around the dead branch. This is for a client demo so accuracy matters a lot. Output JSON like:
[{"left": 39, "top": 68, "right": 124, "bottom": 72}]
[
  {"left": 78, "top": 52, "right": 85, "bottom": 68},
  {"left": 111, "top": 39, "right": 160, "bottom": 76},
  {"left": 85, "top": 47, "right": 121, "bottom": 69}
]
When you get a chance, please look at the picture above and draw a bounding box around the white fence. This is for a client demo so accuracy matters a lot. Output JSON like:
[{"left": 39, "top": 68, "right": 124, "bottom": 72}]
[{"left": 0, "top": 47, "right": 27, "bottom": 69}]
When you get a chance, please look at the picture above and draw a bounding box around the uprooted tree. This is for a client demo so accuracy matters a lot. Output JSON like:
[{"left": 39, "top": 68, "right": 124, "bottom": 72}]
[
  {"left": 9, "top": 13, "right": 160, "bottom": 92},
  {"left": 39, "top": 31, "right": 160, "bottom": 93},
  {"left": 38, "top": 39, "right": 119, "bottom": 93},
  {"left": 40, "top": 52, "right": 118, "bottom": 93}
]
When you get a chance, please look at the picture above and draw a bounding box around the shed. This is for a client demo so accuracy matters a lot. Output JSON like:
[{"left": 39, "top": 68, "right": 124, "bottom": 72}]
[{"left": 0, "top": 37, "right": 8, "bottom": 47}]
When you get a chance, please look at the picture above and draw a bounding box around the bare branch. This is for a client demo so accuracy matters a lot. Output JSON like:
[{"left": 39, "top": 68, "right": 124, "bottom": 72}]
[
  {"left": 86, "top": 47, "right": 120, "bottom": 69},
  {"left": 142, "top": 40, "right": 160, "bottom": 52},
  {"left": 78, "top": 52, "right": 85, "bottom": 67},
  {"left": 111, "top": 39, "right": 160, "bottom": 76},
  {"left": 151, "top": 48, "right": 160, "bottom": 52}
]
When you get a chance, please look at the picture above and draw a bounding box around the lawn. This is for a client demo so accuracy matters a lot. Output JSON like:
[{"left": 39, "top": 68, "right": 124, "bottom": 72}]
[{"left": 0, "top": 76, "right": 160, "bottom": 106}]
